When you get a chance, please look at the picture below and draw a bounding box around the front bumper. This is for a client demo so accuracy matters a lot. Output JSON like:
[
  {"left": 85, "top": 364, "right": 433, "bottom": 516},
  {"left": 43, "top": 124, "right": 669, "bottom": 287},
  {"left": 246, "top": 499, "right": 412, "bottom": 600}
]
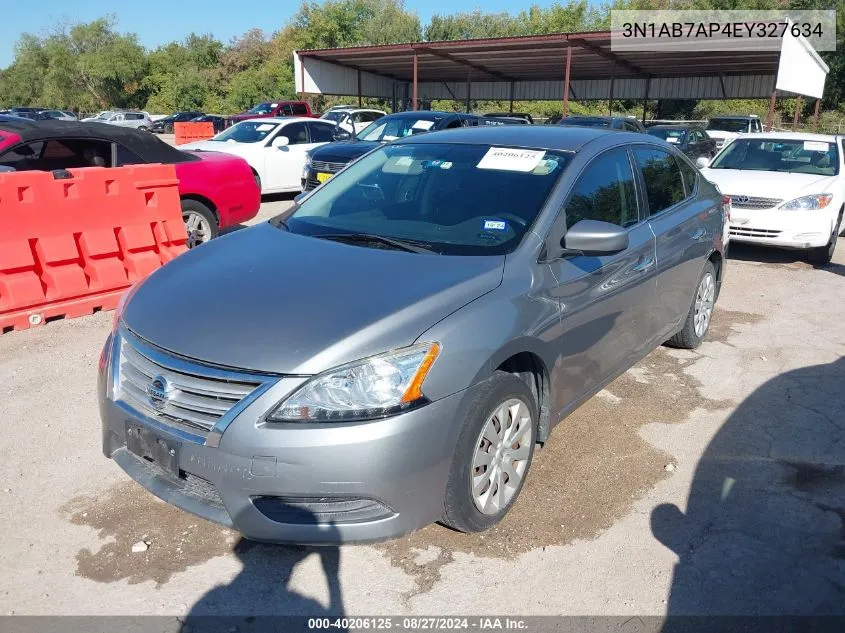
[
  {"left": 98, "top": 332, "right": 475, "bottom": 544},
  {"left": 728, "top": 207, "right": 835, "bottom": 249}
]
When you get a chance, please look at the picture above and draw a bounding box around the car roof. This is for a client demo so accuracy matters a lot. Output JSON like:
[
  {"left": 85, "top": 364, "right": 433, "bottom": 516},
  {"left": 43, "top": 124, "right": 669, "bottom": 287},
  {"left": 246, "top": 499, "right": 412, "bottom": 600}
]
[
  {"left": 710, "top": 115, "right": 758, "bottom": 119},
  {"left": 648, "top": 124, "right": 697, "bottom": 129},
  {"left": 0, "top": 119, "right": 196, "bottom": 163},
  {"left": 391, "top": 125, "right": 636, "bottom": 151}
]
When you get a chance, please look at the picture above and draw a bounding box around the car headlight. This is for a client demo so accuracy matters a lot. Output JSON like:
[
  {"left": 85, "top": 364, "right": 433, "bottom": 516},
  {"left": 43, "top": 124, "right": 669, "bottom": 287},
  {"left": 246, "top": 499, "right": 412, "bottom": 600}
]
[
  {"left": 779, "top": 194, "right": 833, "bottom": 210},
  {"left": 302, "top": 154, "right": 312, "bottom": 179},
  {"left": 265, "top": 342, "right": 440, "bottom": 423}
]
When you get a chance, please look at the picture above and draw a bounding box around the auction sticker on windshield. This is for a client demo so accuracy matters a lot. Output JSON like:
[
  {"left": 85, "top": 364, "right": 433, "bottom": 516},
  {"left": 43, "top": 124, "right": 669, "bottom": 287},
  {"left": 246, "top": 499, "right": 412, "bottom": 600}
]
[
  {"left": 804, "top": 141, "right": 829, "bottom": 152},
  {"left": 411, "top": 120, "right": 435, "bottom": 131},
  {"left": 478, "top": 147, "right": 546, "bottom": 172}
]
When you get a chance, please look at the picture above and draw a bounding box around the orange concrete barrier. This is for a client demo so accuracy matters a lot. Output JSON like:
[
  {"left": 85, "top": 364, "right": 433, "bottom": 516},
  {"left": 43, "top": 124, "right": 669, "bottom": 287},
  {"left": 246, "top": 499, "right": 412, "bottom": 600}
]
[
  {"left": 0, "top": 164, "right": 187, "bottom": 333},
  {"left": 174, "top": 121, "right": 215, "bottom": 145}
]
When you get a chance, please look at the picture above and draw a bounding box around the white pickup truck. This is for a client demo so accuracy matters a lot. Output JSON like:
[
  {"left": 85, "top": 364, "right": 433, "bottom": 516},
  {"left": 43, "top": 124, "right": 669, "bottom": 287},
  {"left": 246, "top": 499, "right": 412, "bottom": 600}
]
[{"left": 705, "top": 115, "right": 763, "bottom": 151}]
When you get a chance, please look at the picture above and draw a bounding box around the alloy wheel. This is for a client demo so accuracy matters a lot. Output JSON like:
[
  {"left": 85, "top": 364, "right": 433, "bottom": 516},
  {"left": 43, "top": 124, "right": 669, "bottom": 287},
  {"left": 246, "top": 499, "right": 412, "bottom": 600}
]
[
  {"left": 183, "top": 210, "right": 213, "bottom": 248},
  {"left": 694, "top": 272, "right": 715, "bottom": 338},
  {"left": 470, "top": 398, "right": 533, "bottom": 515}
]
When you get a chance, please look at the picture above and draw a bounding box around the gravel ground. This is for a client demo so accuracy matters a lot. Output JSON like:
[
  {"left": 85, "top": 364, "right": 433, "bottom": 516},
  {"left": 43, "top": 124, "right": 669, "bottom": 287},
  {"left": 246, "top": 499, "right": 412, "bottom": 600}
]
[{"left": 1, "top": 173, "right": 844, "bottom": 619}]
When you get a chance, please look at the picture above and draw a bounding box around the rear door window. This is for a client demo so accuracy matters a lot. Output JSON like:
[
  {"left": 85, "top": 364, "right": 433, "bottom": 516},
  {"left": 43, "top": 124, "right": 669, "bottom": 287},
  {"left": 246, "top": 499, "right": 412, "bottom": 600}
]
[
  {"left": 633, "top": 148, "right": 686, "bottom": 215},
  {"left": 292, "top": 103, "right": 309, "bottom": 115},
  {"left": 308, "top": 122, "right": 336, "bottom": 143},
  {"left": 565, "top": 148, "right": 639, "bottom": 229}
]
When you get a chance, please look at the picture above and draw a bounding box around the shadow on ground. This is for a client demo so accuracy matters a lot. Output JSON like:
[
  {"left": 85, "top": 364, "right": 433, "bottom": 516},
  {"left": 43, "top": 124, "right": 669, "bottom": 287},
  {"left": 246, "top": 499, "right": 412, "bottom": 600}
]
[
  {"left": 652, "top": 356, "right": 845, "bottom": 619},
  {"left": 727, "top": 242, "right": 845, "bottom": 278}
]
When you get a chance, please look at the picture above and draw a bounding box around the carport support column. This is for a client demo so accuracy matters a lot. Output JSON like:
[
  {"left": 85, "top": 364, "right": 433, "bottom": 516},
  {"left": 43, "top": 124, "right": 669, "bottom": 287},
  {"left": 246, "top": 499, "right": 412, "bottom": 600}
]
[
  {"left": 562, "top": 45, "right": 572, "bottom": 119},
  {"left": 608, "top": 77, "right": 615, "bottom": 116},
  {"left": 509, "top": 81, "right": 515, "bottom": 114},
  {"left": 465, "top": 70, "right": 471, "bottom": 113},
  {"left": 792, "top": 96, "right": 802, "bottom": 130},
  {"left": 812, "top": 99, "right": 821, "bottom": 132},
  {"left": 766, "top": 90, "right": 777, "bottom": 131},
  {"left": 412, "top": 50, "right": 418, "bottom": 111},
  {"left": 357, "top": 69, "right": 362, "bottom": 108}
]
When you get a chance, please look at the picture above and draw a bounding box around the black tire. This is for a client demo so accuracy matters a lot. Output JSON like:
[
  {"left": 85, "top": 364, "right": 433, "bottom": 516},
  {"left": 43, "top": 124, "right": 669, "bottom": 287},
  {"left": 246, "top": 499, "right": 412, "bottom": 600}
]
[
  {"left": 252, "top": 170, "right": 262, "bottom": 193},
  {"left": 441, "top": 371, "right": 538, "bottom": 533},
  {"left": 165, "top": 123, "right": 174, "bottom": 134},
  {"left": 666, "top": 260, "right": 717, "bottom": 350},
  {"left": 181, "top": 199, "right": 218, "bottom": 248},
  {"left": 137, "top": 126, "right": 148, "bottom": 132}
]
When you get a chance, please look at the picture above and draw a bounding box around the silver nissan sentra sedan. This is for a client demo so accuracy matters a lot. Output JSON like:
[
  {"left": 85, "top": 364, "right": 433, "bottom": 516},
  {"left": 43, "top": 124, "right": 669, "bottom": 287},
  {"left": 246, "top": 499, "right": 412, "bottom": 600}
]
[{"left": 99, "top": 126, "right": 726, "bottom": 543}]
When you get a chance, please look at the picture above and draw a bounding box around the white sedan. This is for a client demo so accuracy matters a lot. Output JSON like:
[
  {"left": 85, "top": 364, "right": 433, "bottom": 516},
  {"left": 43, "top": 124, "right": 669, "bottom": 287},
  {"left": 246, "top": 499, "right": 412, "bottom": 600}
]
[
  {"left": 320, "top": 108, "right": 386, "bottom": 135},
  {"left": 181, "top": 117, "right": 338, "bottom": 194},
  {"left": 698, "top": 132, "right": 844, "bottom": 264}
]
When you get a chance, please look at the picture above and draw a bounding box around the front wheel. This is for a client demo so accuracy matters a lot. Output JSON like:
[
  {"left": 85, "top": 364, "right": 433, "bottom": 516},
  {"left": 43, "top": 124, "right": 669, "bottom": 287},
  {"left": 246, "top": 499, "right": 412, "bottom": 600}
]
[
  {"left": 181, "top": 199, "right": 218, "bottom": 248},
  {"left": 441, "top": 371, "right": 537, "bottom": 533},
  {"left": 666, "top": 260, "right": 717, "bottom": 350},
  {"left": 137, "top": 126, "right": 148, "bottom": 132}
]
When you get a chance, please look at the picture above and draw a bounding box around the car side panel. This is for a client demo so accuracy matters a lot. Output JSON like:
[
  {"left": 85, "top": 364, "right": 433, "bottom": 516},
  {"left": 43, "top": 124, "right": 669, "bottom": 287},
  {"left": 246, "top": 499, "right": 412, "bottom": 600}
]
[
  {"left": 175, "top": 154, "right": 261, "bottom": 228},
  {"left": 648, "top": 188, "right": 724, "bottom": 339}
]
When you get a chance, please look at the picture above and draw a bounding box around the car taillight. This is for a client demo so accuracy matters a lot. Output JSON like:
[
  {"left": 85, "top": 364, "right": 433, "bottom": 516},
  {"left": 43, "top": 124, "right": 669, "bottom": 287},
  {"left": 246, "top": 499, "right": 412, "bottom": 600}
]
[{"left": 722, "top": 195, "right": 731, "bottom": 223}]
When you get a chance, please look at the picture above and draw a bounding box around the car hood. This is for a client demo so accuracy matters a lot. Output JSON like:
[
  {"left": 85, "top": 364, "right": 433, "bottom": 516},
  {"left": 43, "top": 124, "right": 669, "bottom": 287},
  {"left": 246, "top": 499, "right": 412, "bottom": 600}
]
[
  {"left": 311, "top": 140, "right": 381, "bottom": 163},
  {"left": 228, "top": 113, "right": 267, "bottom": 122},
  {"left": 122, "top": 222, "right": 505, "bottom": 375},
  {"left": 180, "top": 140, "right": 254, "bottom": 156},
  {"left": 700, "top": 168, "right": 837, "bottom": 200}
]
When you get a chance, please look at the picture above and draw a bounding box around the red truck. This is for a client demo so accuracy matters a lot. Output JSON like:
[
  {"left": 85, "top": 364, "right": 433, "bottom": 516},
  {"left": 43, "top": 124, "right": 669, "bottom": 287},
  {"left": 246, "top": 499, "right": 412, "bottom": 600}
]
[{"left": 226, "top": 101, "right": 314, "bottom": 126}]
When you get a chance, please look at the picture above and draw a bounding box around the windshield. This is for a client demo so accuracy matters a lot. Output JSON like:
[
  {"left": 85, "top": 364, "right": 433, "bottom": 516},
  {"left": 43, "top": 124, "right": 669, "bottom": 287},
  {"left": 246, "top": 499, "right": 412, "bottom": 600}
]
[
  {"left": 321, "top": 111, "right": 347, "bottom": 123},
  {"left": 210, "top": 120, "right": 279, "bottom": 143},
  {"left": 559, "top": 118, "right": 610, "bottom": 128},
  {"left": 709, "top": 138, "right": 839, "bottom": 176},
  {"left": 356, "top": 115, "right": 444, "bottom": 142},
  {"left": 247, "top": 103, "right": 274, "bottom": 115},
  {"left": 706, "top": 118, "right": 751, "bottom": 133},
  {"left": 285, "top": 143, "right": 571, "bottom": 256},
  {"left": 648, "top": 128, "right": 687, "bottom": 144},
  {"left": 96, "top": 111, "right": 113, "bottom": 120}
]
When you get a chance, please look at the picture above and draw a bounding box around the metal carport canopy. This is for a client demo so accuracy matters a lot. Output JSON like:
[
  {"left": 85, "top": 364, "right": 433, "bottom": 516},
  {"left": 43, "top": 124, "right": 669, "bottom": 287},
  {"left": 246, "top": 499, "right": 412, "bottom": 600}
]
[{"left": 294, "top": 30, "right": 828, "bottom": 107}]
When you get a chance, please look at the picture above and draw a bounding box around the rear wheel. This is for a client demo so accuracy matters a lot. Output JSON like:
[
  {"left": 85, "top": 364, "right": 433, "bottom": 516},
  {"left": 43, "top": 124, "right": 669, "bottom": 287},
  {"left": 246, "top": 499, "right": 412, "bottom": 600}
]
[
  {"left": 181, "top": 199, "right": 218, "bottom": 248},
  {"left": 666, "top": 260, "right": 716, "bottom": 350},
  {"left": 137, "top": 126, "right": 148, "bottom": 132},
  {"left": 441, "top": 371, "right": 537, "bottom": 533}
]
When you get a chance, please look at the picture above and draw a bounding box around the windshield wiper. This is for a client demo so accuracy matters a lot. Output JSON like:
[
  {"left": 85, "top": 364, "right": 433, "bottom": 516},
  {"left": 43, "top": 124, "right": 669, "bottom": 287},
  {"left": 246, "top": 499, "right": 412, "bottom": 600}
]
[{"left": 317, "top": 232, "right": 435, "bottom": 254}]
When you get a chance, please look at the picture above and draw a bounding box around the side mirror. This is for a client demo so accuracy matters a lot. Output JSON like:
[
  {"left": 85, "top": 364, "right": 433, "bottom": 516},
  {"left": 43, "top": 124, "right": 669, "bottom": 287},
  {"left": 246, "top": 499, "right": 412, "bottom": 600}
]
[
  {"left": 272, "top": 136, "right": 290, "bottom": 148},
  {"left": 333, "top": 128, "right": 352, "bottom": 141},
  {"left": 294, "top": 192, "right": 308, "bottom": 204},
  {"left": 563, "top": 220, "right": 629, "bottom": 255},
  {"left": 695, "top": 156, "right": 710, "bottom": 168}
]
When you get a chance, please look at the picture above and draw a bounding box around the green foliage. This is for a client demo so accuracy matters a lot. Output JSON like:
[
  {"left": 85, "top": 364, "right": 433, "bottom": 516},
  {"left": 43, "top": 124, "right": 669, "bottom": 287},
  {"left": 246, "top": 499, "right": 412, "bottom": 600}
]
[{"left": 0, "top": 0, "right": 841, "bottom": 123}]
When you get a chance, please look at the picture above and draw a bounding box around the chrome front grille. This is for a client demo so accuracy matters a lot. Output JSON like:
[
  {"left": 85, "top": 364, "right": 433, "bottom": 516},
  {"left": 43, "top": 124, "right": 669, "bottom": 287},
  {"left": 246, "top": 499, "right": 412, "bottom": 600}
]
[
  {"left": 729, "top": 196, "right": 782, "bottom": 210},
  {"left": 311, "top": 159, "right": 347, "bottom": 173},
  {"left": 117, "top": 336, "right": 263, "bottom": 436},
  {"left": 730, "top": 226, "right": 782, "bottom": 238}
]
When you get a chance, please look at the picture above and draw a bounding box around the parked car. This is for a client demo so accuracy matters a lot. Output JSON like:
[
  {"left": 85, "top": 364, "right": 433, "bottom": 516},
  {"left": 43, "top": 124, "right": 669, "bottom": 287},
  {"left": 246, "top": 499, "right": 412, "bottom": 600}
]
[
  {"left": 320, "top": 108, "right": 386, "bottom": 135},
  {"left": 92, "top": 111, "right": 154, "bottom": 131},
  {"left": 7, "top": 107, "right": 44, "bottom": 120},
  {"left": 191, "top": 114, "right": 227, "bottom": 134},
  {"left": 99, "top": 125, "right": 726, "bottom": 544},
  {"left": 0, "top": 118, "right": 260, "bottom": 248},
  {"left": 226, "top": 101, "right": 314, "bottom": 126},
  {"left": 151, "top": 111, "right": 204, "bottom": 134},
  {"left": 181, "top": 117, "right": 338, "bottom": 194},
  {"left": 485, "top": 112, "right": 534, "bottom": 124},
  {"left": 81, "top": 111, "right": 115, "bottom": 123},
  {"left": 705, "top": 115, "right": 762, "bottom": 151},
  {"left": 699, "top": 132, "right": 843, "bottom": 264},
  {"left": 647, "top": 125, "right": 718, "bottom": 160},
  {"left": 34, "top": 109, "right": 77, "bottom": 121},
  {"left": 558, "top": 116, "right": 646, "bottom": 133},
  {"left": 302, "top": 110, "right": 492, "bottom": 190}
]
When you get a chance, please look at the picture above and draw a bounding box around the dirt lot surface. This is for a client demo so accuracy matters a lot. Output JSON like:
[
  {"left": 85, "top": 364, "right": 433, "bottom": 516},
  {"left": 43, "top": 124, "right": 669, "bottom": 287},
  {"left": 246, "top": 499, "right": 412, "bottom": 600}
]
[{"left": 1, "top": 201, "right": 843, "bottom": 618}]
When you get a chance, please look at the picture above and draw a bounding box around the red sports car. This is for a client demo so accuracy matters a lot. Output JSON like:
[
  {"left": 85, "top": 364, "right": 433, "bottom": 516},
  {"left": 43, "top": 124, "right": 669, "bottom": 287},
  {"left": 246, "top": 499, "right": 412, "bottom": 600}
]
[{"left": 0, "top": 117, "right": 261, "bottom": 247}]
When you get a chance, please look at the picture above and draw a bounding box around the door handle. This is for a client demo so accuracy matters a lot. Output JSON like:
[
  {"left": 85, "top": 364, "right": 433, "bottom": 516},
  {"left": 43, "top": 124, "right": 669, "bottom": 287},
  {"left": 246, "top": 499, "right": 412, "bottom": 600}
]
[{"left": 632, "top": 257, "right": 655, "bottom": 273}]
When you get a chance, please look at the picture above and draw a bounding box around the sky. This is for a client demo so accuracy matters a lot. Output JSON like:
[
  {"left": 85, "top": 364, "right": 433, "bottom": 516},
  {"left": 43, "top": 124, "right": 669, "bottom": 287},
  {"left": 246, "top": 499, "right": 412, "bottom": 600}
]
[{"left": 1, "top": 0, "right": 567, "bottom": 68}]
